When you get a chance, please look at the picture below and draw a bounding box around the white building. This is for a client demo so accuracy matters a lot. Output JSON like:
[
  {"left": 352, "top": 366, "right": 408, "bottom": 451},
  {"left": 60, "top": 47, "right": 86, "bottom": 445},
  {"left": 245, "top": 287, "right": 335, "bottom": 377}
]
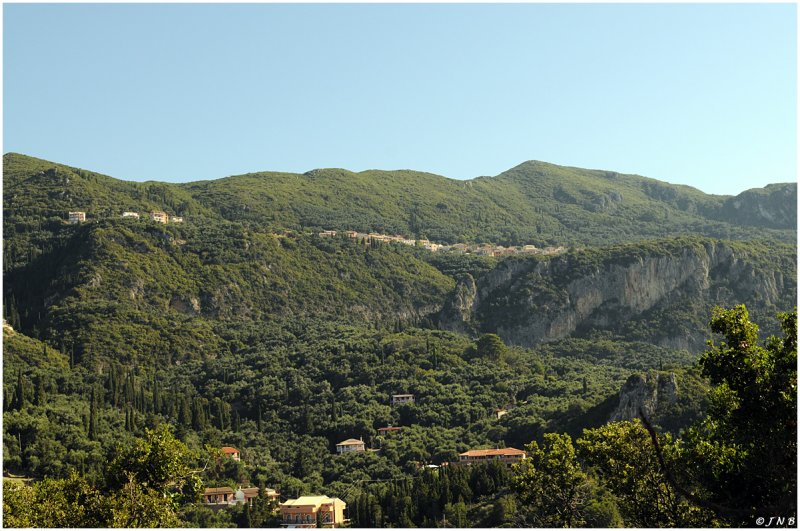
[
  {"left": 391, "top": 394, "right": 415, "bottom": 406},
  {"left": 336, "top": 438, "right": 366, "bottom": 454}
]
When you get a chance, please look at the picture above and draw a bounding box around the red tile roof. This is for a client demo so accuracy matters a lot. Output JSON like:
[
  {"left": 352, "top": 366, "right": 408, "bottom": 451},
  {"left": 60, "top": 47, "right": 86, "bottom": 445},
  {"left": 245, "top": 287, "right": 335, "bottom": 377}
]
[{"left": 221, "top": 446, "right": 239, "bottom": 454}]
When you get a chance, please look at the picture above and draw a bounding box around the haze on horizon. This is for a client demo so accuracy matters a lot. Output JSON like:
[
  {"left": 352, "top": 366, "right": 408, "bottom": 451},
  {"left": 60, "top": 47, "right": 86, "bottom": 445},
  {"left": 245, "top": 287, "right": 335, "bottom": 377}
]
[{"left": 3, "top": 3, "right": 796, "bottom": 196}]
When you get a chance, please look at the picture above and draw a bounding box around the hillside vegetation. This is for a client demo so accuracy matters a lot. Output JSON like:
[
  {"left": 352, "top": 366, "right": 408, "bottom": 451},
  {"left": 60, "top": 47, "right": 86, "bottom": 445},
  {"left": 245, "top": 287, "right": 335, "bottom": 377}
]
[
  {"left": 4, "top": 153, "right": 795, "bottom": 265},
  {"left": 2, "top": 152, "right": 796, "bottom": 528}
]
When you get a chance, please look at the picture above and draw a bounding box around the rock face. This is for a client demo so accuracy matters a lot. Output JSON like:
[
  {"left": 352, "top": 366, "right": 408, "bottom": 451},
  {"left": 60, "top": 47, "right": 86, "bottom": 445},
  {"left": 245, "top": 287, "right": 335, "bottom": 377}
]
[
  {"left": 439, "top": 240, "right": 795, "bottom": 349},
  {"left": 609, "top": 372, "right": 678, "bottom": 422},
  {"left": 718, "top": 183, "right": 797, "bottom": 230},
  {"left": 438, "top": 274, "right": 477, "bottom": 334}
]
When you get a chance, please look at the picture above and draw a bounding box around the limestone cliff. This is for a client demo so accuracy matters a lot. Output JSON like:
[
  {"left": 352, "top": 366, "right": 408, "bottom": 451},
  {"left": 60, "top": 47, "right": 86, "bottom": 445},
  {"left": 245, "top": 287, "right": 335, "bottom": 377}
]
[
  {"left": 438, "top": 239, "right": 795, "bottom": 350},
  {"left": 437, "top": 274, "right": 477, "bottom": 334},
  {"left": 717, "top": 183, "right": 797, "bottom": 230}
]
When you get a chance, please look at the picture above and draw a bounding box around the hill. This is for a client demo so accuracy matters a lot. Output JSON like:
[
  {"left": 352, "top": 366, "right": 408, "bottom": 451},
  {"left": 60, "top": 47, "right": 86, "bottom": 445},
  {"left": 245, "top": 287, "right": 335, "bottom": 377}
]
[
  {"left": 2, "top": 152, "right": 796, "bottom": 527},
  {"left": 4, "top": 218, "right": 454, "bottom": 365},
  {"left": 4, "top": 153, "right": 795, "bottom": 271}
]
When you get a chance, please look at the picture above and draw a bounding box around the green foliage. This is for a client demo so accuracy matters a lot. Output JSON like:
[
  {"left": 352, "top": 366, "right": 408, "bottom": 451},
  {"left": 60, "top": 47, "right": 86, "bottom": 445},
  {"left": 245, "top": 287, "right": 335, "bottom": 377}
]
[
  {"left": 475, "top": 333, "right": 507, "bottom": 364},
  {"left": 577, "top": 420, "right": 713, "bottom": 527},
  {"left": 679, "top": 306, "right": 797, "bottom": 524},
  {"left": 2, "top": 149, "right": 796, "bottom": 528},
  {"left": 107, "top": 424, "right": 203, "bottom": 504},
  {"left": 512, "top": 432, "right": 590, "bottom": 527},
  {"left": 3, "top": 426, "right": 200, "bottom": 527}
]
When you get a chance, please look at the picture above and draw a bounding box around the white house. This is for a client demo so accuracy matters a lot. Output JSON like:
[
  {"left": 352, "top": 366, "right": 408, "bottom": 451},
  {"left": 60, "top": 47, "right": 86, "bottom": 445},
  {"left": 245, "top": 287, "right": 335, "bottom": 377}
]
[{"left": 336, "top": 438, "right": 366, "bottom": 454}]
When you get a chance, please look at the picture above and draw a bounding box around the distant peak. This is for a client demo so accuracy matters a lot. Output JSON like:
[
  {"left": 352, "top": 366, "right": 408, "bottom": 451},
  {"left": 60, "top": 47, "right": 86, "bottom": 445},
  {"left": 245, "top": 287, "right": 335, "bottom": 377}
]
[{"left": 303, "top": 168, "right": 355, "bottom": 178}]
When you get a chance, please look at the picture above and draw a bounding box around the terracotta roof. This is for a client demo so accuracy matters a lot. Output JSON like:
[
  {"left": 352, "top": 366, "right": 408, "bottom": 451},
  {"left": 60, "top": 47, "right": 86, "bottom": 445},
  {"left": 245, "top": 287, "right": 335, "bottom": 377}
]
[
  {"left": 240, "top": 487, "right": 259, "bottom": 495},
  {"left": 221, "top": 446, "right": 239, "bottom": 453},
  {"left": 377, "top": 426, "right": 403, "bottom": 432},
  {"left": 337, "top": 438, "right": 364, "bottom": 446},
  {"left": 459, "top": 448, "right": 526, "bottom": 457},
  {"left": 205, "top": 487, "right": 235, "bottom": 495}
]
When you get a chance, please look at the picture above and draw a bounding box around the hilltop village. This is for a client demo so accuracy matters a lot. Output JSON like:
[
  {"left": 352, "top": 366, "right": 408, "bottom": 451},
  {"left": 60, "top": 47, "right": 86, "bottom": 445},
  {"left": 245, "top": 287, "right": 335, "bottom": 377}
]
[{"left": 66, "top": 210, "right": 567, "bottom": 258}]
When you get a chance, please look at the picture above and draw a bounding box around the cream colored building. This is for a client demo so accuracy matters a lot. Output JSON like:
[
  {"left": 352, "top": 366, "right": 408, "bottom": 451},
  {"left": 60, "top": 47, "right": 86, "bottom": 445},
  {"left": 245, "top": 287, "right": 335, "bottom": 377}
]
[
  {"left": 335, "top": 438, "right": 365, "bottom": 454},
  {"left": 457, "top": 447, "right": 526, "bottom": 466},
  {"left": 391, "top": 393, "right": 415, "bottom": 406},
  {"left": 150, "top": 211, "right": 168, "bottom": 224},
  {"left": 280, "top": 495, "right": 347, "bottom": 528},
  {"left": 68, "top": 211, "right": 86, "bottom": 224}
]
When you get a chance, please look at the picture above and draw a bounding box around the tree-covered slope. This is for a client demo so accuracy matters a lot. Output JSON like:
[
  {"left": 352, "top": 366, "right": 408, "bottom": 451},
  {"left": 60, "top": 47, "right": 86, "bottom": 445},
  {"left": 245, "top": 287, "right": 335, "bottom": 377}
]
[
  {"left": 3, "top": 152, "right": 796, "bottom": 528},
  {"left": 4, "top": 153, "right": 795, "bottom": 257},
  {"left": 4, "top": 217, "right": 454, "bottom": 365}
]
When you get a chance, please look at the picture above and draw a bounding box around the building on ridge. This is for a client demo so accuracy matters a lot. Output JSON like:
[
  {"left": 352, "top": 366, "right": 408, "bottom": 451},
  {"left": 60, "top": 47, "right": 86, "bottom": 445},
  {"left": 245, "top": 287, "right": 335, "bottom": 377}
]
[{"left": 150, "top": 211, "right": 168, "bottom": 224}]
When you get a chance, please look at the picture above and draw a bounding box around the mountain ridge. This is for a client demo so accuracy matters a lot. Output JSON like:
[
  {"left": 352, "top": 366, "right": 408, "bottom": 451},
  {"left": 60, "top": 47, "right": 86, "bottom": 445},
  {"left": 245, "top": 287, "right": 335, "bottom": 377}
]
[{"left": 4, "top": 153, "right": 795, "bottom": 255}]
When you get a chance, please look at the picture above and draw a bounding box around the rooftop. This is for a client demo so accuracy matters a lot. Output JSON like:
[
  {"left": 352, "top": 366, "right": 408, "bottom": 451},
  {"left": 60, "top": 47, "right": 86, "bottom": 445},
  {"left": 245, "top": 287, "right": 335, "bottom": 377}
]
[
  {"left": 205, "top": 487, "right": 235, "bottom": 494},
  {"left": 459, "top": 448, "right": 526, "bottom": 457},
  {"left": 281, "top": 496, "right": 345, "bottom": 507},
  {"left": 337, "top": 438, "right": 364, "bottom": 446}
]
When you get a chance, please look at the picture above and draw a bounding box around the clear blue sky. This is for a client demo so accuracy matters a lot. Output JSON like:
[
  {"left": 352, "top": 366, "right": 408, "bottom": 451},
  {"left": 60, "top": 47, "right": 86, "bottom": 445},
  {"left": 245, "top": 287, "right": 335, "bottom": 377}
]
[{"left": 4, "top": 3, "right": 797, "bottom": 195}]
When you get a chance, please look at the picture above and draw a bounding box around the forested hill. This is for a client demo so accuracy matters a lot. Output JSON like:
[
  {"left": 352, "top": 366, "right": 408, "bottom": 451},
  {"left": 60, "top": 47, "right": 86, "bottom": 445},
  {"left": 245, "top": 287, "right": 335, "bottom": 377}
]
[
  {"left": 2, "top": 152, "right": 797, "bottom": 527},
  {"left": 4, "top": 153, "right": 795, "bottom": 253}
]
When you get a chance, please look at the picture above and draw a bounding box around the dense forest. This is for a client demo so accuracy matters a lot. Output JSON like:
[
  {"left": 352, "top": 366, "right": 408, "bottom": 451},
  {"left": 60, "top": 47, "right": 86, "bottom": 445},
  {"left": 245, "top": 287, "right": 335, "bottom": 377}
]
[{"left": 2, "top": 153, "right": 796, "bottom": 527}]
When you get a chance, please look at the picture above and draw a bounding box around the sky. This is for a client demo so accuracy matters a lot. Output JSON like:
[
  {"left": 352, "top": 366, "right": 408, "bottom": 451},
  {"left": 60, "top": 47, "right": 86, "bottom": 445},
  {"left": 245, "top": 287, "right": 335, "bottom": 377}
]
[{"left": 3, "top": 3, "right": 797, "bottom": 195}]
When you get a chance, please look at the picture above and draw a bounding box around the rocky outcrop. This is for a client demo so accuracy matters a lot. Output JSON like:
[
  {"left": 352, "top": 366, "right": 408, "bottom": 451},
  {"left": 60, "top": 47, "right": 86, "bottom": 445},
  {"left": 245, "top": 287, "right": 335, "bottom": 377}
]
[
  {"left": 609, "top": 372, "right": 678, "bottom": 422},
  {"left": 718, "top": 183, "right": 797, "bottom": 230},
  {"left": 439, "top": 240, "right": 795, "bottom": 349},
  {"left": 438, "top": 274, "right": 477, "bottom": 334}
]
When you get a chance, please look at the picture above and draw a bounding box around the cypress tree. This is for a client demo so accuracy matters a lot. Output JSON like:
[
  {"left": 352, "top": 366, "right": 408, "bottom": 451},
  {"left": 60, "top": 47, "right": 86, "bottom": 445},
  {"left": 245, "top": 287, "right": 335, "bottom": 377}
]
[
  {"left": 88, "top": 387, "right": 98, "bottom": 440},
  {"left": 34, "top": 376, "right": 45, "bottom": 406},
  {"left": 232, "top": 410, "right": 241, "bottom": 432},
  {"left": 13, "top": 369, "right": 25, "bottom": 410},
  {"left": 152, "top": 378, "right": 162, "bottom": 414}
]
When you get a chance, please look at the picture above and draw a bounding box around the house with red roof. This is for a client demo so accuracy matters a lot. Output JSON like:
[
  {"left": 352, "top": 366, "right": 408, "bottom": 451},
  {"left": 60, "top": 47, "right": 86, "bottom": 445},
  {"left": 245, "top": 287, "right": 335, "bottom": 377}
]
[{"left": 221, "top": 446, "right": 241, "bottom": 461}]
